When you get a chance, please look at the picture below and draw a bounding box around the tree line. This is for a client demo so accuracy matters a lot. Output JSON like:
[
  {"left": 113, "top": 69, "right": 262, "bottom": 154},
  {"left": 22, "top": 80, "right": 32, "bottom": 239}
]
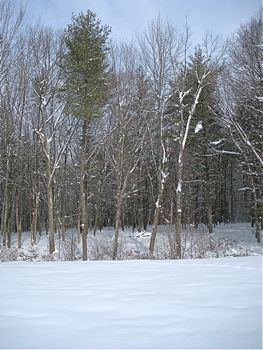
[{"left": 0, "top": 1, "right": 262, "bottom": 259}]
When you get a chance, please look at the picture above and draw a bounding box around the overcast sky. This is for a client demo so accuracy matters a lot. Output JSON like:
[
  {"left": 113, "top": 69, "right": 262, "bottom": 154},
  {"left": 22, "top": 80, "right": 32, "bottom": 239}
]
[{"left": 23, "top": 0, "right": 261, "bottom": 44}]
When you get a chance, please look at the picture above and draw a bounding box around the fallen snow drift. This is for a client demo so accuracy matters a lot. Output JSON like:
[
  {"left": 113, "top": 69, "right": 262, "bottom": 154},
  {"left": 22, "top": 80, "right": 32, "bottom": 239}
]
[{"left": 0, "top": 256, "right": 262, "bottom": 349}]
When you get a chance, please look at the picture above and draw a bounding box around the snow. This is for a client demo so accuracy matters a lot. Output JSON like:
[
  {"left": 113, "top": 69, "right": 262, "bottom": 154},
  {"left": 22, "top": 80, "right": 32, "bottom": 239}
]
[
  {"left": 0, "top": 256, "right": 262, "bottom": 349},
  {"left": 210, "top": 139, "right": 224, "bottom": 145},
  {"left": 1, "top": 222, "right": 262, "bottom": 261},
  {"left": 238, "top": 187, "right": 252, "bottom": 191},
  {"left": 41, "top": 96, "right": 47, "bottom": 106},
  {"left": 215, "top": 150, "right": 241, "bottom": 155},
  {"left": 161, "top": 170, "right": 168, "bottom": 180},
  {"left": 176, "top": 182, "right": 181, "bottom": 192},
  {"left": 246, "top": 140, "right": 252, "bottom": 147},
  {"left": 194, "top": 120, "right": 203, "bottom": 133}
]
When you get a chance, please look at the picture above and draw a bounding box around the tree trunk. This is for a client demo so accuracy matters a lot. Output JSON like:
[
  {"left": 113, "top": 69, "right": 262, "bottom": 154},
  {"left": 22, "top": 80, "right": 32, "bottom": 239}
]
[
  {"left": 137, "top": 164, "right": 145, "bottom": 232},
  {"left": 113, "top": 201, "right": 122, "bottom": 260},
  {"left": 60, "top": 152, "right": 68, "bottom": 242},
  {"left": 47, "top": 174, "right": 55, "bottom": 254},
  {"left": 93, "top": 183, "right": 103, "bottom": 236},
  {"left": 31, "top": 189, "right": 39, "bottom": 246},
  {"left": 252, "top": 186, "right": 260, "bottom": 244},
  {"left": 1, "top": 149, "right": 12, "bottom": 248},
  {"left": 37, "top": 102, "right": 56, "bottom": 254},
  {"left": 175, "top": 80, "right": 206, "bottom": 258},
  {"left": 149, "top": 185, "right": 164, "bottom": 254},
  {"left": 175, "top": 185, "right": 182, "bottom": 259},
  {"left": 16, "top": 189, "right": 22, "bottom": 249},
  {"left": 204, "top": 156, "right": 213, "bottom": 234},
  {"left": 79, "top": 119, "right": 89, "bottom": 260}
]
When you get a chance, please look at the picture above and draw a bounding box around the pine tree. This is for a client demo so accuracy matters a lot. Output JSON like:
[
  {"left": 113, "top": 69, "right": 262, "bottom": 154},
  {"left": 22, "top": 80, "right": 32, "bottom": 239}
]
[
  {"left": 165, "top": 44, "right": 222, "bottom": 256},
  {"left": 61, "top": 10, "right": 111, "bottom": 260},
  {"left": 183, "top": 46, "right": 223, "bottom": 233},
  {"left": 225, "top": 9, "right": 263, "bottom": 242}
]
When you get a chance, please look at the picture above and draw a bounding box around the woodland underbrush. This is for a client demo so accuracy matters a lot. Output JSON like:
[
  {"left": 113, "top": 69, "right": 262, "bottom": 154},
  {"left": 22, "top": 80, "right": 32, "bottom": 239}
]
[{"left": 1, "top": 223, "right": 259, "bottom": 262}]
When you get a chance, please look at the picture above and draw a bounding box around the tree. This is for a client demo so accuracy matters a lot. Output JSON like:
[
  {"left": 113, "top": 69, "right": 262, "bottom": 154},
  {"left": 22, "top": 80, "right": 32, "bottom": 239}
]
[
  {"left": 61, "top": 10, "right": 111, "bottom": 260},
  {"left": 31, "top": 27, "right": 79, "bottom": 254},
  {"left": 182, "top": 46, "right": 223, "bottom": 233},
  {"left": 167, "top": 38, "right": 223, "bottom": 258},
  {"left": 0, "top": 0, "right": 26, "bottom": 248},
  {"left": 106, "top": 43, "right": 149, "bottom": 259},
  {"left": 137, "top": 16, "right": 184, "bottom": 254},
  {"left": 221, "top": 9, "right": 263, "bottom": 242}
]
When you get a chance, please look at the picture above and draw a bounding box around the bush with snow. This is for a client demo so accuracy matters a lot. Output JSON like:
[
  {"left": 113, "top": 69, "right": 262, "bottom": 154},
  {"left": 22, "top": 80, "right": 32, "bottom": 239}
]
[
  {"left": 0, "top": 223, "right": 261, "bottom": 261},
  {"left": 0, "top": 247, "right": 19, "bottom": 262}
]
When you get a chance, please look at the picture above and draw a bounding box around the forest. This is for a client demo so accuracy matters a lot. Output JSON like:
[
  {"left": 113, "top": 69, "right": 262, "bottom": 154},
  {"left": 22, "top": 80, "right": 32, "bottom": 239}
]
[{"left": 0, "top": 1, "right": 262, "bottom": 260}]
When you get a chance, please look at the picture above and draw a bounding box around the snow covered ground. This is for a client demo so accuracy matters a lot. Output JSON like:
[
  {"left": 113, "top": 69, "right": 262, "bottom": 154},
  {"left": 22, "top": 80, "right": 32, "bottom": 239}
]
[
  {"left": 0, "top": 256, "right": 262, "bottom": 349},
  {"left": 1, "top": 222, "right": 262, "bottom": 261}
]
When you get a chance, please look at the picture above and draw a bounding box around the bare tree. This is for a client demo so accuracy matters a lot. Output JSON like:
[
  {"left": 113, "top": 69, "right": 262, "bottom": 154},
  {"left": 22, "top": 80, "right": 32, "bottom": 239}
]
[
  {"left": 30, "top": 28, "right": 77, "bottom": 254},
  {"left": 0, "top": 0, "right": 26, "bottom": 247},
  {"left": 137, "top": 16, "right": 184, "bottom": 254},
  {"left": 107, "top": 43, "right": 148, "bottom": 259}
]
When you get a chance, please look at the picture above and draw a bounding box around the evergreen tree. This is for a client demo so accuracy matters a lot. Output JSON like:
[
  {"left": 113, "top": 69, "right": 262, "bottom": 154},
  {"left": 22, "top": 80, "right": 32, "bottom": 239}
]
[
  {"left": 165, "top": 44, "right": 223, "bottom": 250},
  {"left": 184, "top": 46, "right": 223, "bottom": 232},
  {"left": 225, "top": 9, "right": 263, "bottom": 242},
  {"left": 61, "top": 10, "right": 111, "bottom": 260}
]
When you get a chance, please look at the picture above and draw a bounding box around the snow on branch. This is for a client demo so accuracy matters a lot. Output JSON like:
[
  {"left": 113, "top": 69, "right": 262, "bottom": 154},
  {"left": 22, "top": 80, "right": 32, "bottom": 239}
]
[
  {"left": 214, "top": 150, "right": 241, "bottom": 155},
  {"left": 210, "top": 139, "right": 224, "bottom": 146},
  {"left": 194, "top": 121, "right": 203, "bottom": 133}
]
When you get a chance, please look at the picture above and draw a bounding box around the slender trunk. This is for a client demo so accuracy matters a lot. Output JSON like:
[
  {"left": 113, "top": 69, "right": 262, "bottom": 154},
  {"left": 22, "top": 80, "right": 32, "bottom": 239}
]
[
  {"left": 112, "top": 132, "right": 125, "bottom": 260},
  {"left": 60, "top": 153, "right": 68, "bottom": 241},
  {"left": 39, "top": 105, "right": 55, "bottom": 254},
  {"left": 79, "top": 177, "right": 88, "bottom": 260},
  {"left": 93, "top": 204, "right": 99, "bottom": 236},
  {"left": 77, "top": 216, "right": 81, "bottom": 244},
  {"left": 16, "top": 189, "right": 22, "bottom": 248},
  {"left": 170, "top": 201, "right": 174, "bottom": 225},
  {"left": 61, "top": 217, "right": 66, "bottom": 242},
  {"left": 175, "top": 80, "right": 205, "bottom": 258},
  {"left": 204, "top": 156, "right": 213, "bottom": 234},
  {"left": 31, "top": 190, "right": 39, "bottom": 246},
  {"left": 7, "top": 217, "right": 12, "bottom": 248},
  {"left": 137, "top": 164, "right": 144, "bottom": 232},
  {"left": 44, "top": 131, "right": 55, "bottom": 254},
  {"left": 252, "top": 186, "right": 260, "bottom": 244},
  {"left": 149, "top": 185, "right": 164, "bottom": 254},
  {"left": 149, "top": 106, "right": 168, "bottom": 254},
  {"left": 207, "top": 203, "right": 213, "bottom": 234},
  {"left": 31, "top": 133, "right": 39, "bottom": 245},
  {"left": 175, "top": 107, "right": 185, "bottom": 260},
  {"left": 93, "top": 183, "right": 102, "bottom": 236},
  {"left": 1, "top": 150, "right": 12, "bottom": 248},
  {"left": 113, "top": 200, "right": 122, "bottom": 260},
  {"left": 47, "top": 172, "right": 55, "bottom": 254},
  {"left": 175, "top": 182, "right": 182, "bottom": 259},
  {"left": 230, "top": 160, "right": 234, "bottom": 221},
  {"left": 79, "top": 119, "right": 89, "bottom": 260}
]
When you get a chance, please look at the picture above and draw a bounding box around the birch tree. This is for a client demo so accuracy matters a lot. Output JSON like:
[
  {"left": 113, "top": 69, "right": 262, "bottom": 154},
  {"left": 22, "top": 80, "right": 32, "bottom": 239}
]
[{"left": 168, "top": 38, "right": 223, "bottom": 258}]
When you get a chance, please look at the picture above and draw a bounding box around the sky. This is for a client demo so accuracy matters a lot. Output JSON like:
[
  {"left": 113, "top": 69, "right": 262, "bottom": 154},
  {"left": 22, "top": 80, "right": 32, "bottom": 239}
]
[{"left": 23, "top": 0, "right": 261, "bottom": 44}]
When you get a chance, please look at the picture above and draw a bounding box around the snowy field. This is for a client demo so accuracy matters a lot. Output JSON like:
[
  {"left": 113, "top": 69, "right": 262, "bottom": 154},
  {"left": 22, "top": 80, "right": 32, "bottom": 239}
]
[{"left": 0, "top": 256, "right": 262, "bottom": 349}]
